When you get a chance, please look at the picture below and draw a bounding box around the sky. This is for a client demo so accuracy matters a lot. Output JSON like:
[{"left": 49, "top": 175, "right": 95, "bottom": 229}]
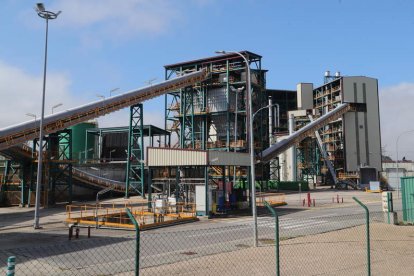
[{"left": 0, "top": 0, "right": 413, "bottom": 159}]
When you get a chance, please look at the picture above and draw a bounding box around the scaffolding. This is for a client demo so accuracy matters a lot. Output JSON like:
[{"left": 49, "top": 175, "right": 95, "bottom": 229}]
[
  {"left": 163, "top": 52, "right": 269, "bottom": 210},
  {"left": 313, "top": 78, "right": 349, "bottom": 183}
]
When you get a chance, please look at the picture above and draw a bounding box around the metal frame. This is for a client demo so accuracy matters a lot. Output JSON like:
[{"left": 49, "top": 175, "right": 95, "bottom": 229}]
[
  {"left": 47, "top": 129, "right": 73, "bottom": 205},
  {"left": 126, "top": 104, "right": 145, "bottom": 198},
  {"left": 0, "top": 70, "right": 207, "bottom": 151}
]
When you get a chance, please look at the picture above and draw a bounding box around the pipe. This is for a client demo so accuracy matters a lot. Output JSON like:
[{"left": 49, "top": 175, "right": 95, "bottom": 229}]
[{"left": 289, "top": 114, "right": 296, "bottom": 181}]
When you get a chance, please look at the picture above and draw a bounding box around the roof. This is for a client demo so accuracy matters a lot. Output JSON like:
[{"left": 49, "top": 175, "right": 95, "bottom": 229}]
[{"left": 164, "top": 51, "right": 262, "bottom": 69}]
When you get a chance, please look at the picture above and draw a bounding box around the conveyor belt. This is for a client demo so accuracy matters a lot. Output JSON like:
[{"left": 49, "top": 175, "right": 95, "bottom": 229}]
[
  {"left": 71, "top": 167, "right": 126, "bottom": 193},
  {"left": 0, "top": 69, "right": 208, "bottom": 151},
  {"left": 260, "top": 103, "right": 353, "bottom": 163}
]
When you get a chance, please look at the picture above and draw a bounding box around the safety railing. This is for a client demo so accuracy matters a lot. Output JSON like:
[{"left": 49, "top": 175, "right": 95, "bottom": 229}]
[
  {"left": 256, "top": 192, "right": 286, "bottom": 206},
  {"left": 66, "top": 201, "right": 197, "bottom": 229}
]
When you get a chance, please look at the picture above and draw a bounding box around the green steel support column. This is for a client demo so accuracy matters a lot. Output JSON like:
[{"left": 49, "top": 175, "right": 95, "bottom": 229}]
[
  {"left": 1, "top": 160, "right": 10, "bottom": 204},
  {"left": 3, "top": 160, "right": 10, "bottom": 184},
  {"left": 125, "top": 208, "right": 140, "bottom": 276},
  {"left": 353, "top": 197, "right": 371, "bottom": 276},
  {"left": 180, "top": 87, "right": 185, "bottom": 147},
  {"left": 19, "top": 162, "right": 29, "bottom": 207},
  {"left": 68, "top": 130, "right": 73, "bottom": 203},
  {"left": 47, "top": 130, "right": 72, "bottom": 205},
  {"left": 126, "top": 104, "right": 145, "bottom": 198},
  {"left": 19, "top": 164, "right": 24, "bottom": 207}
]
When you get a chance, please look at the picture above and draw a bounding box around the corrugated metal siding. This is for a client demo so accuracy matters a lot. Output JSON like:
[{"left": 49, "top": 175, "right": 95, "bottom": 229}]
[
  {"left": 208, "top": 151, "right": 250, "bottom": 166},
  {"left": 401, "top": 177, "right": 414, "bottom": 223},
  {"left": 147, "top": 148, "right": 207, "bottom": 167}
]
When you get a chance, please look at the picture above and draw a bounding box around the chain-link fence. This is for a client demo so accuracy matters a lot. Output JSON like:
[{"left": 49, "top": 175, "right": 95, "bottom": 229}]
[
  {"left": 0, "top": 231, "right": 136, "bottom": 275},
  {"left": 2, "top": 206, "right": 414, "bottom": 275}
]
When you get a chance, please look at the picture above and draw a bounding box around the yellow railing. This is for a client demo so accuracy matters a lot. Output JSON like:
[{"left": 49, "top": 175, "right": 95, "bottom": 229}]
[
  {"left": 66, "top": 201, "right": 197, "bottom": 229},
  {"left": 338, "top": 172, "right": 359, "bottom": 179},
  {"left": 256, "top": 193, "right": 287, "bottom": 206}
]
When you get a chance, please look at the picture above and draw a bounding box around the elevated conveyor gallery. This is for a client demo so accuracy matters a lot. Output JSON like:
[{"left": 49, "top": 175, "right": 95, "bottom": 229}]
[
  {"left": 0, "top": 70, "right": 208, "bottom": 198},
  {"left": 260, "top": 103, "right": 358, "bottom": 163},
  {"left": 0, "top": 69, "right": 208, "bottom": 151}
]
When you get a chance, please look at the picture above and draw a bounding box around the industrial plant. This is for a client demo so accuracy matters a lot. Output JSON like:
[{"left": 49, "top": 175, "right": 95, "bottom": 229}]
[{"left": 0, "top": 51, "right": 382, "bottom": 223}]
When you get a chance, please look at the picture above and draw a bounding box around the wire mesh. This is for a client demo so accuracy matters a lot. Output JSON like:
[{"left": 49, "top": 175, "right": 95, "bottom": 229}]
[
  {"left": 0, "top": 230, "right": 136, "bottom": 275},
  {"left": 2, "top": 208, "right": 414, "bottom": 275}
]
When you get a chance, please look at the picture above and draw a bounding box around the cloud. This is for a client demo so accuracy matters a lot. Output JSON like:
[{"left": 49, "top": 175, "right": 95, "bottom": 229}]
[
  {"left": 0, "top": 60, "right": 80, "bottom": 128},
  {"left": 379, "top": 82, "right": 414, "bottom": 159},
  {"left": 51, "top": 0, "right": 181, "bottom": 39}
]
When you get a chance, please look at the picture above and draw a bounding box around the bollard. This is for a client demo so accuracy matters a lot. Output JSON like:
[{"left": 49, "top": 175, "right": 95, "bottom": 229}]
[
  {"left": 342, "top": 197, "right": 344, "bottom": 203},
  {"left": 302, "top": 199, "right": 305, "bottom": 206},
  {"left": 75, "top": 227, "right": 80, "bottom": 239},
  {"left": 69, "top": 225, "right": 74, "bottom": 240},
  {"left": 88, "top": 226, "right": 91, "bottom": 238},
  {"left": 6, "top": 256, "right": 16, "bottom": 276},
  {"left": 307, "top": 192, "right": 311, "bottom": 207},
  {"left": 332, "top": 197, "right": 334, "bottom": 203},
  {"left": 337, "top": 194, "right": 339, "bottom": 203},
  {"left": 313, "top": 199, "right": 315, "bottom": 207}
]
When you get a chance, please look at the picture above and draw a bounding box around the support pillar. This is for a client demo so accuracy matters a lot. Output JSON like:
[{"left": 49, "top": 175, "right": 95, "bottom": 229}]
[{"left": 126, "top": 104, "right": 145, "bottom": 198}]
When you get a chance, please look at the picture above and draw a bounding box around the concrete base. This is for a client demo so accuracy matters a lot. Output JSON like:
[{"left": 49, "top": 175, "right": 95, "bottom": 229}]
[{"left": 383, "top": 211, "right": 398, "bottom": 225}]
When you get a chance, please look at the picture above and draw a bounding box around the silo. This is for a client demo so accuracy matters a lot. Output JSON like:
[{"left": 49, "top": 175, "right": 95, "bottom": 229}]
[{"left": 68, "top": 122, "right": 97, "bottom": 161}]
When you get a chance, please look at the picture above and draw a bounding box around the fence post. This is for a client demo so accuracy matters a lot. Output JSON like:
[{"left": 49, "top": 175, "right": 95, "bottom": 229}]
[
  {"left": 352, "top": 197, "right": 371, "bottom": 276},
  {"left": 126, "top": 208, "right": 140, "bottom": 276},
  {"left": 264, "top": 201, "right": 280, "bottom": 276},
  {"left": 6, "top": 256, "right": 16, "bottom": 276}
]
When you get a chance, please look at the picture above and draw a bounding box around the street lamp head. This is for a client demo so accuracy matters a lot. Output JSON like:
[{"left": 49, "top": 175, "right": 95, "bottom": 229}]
[
  {"left": 36, "top": 3, "right": 45, "bottom": 12},
  {"left": 35, "top": 3, "right": 62, "bottom": 19},
  {"left": 52, "top": 103, "right": 63, "bottom": 109},
  {"left": 215, "top": 51, "right": 226, "bottom": 54}
]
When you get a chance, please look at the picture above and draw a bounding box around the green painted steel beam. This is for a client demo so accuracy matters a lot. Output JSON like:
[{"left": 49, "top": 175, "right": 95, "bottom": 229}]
[{"left": 126, "top": 104, "right": 144, "bottom": 198}]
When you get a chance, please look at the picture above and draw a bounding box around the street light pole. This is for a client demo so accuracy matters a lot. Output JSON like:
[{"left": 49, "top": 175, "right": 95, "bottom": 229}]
[
  {"left": 110, "top": 88, "right": 120, "bottom": 97},
  {"left": 34, "top": 3, "right": 61, "bottom": 229},
  {"left": 51, "top": 103, "right": 63, "bottom": 114},
  {"left": 26, "top": 113, "right": 37, "bottom": 133},
  {"left": 395, "top": 130, "right": 414, "bottom": 198},
  {"left": 215, "top": 50, "right": 258, "bottom": 247}
]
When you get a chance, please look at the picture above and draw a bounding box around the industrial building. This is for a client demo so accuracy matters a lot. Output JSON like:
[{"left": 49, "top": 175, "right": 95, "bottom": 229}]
[{"left": 0, "top": 51, "right": 382, "bottom": 219}]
